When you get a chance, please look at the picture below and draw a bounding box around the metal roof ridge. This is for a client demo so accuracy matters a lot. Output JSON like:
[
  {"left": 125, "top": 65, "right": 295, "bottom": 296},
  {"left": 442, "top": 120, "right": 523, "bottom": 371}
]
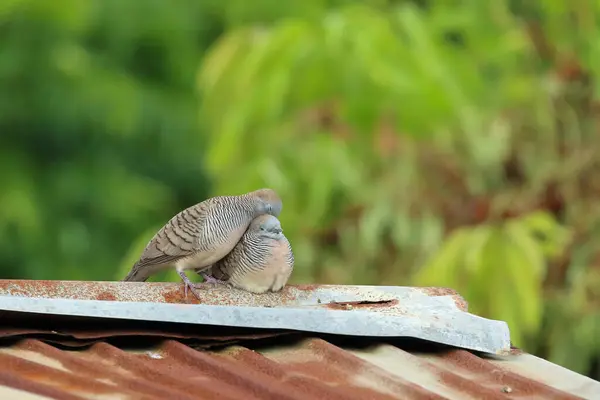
[{"left": 0, "top": 281, "right": 510, "bottom": 355}]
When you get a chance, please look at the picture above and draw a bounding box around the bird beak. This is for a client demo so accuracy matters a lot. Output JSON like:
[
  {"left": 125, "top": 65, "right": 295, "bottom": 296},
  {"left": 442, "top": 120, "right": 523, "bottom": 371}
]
[{"left": 273, "top": 227, "right": 282, "bottom": 234}]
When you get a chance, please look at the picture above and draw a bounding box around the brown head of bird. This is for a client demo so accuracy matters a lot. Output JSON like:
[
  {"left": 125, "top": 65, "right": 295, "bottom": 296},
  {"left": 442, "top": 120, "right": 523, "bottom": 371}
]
[{"left": 249, "top": 188, "right": 282, "bottom": 217}]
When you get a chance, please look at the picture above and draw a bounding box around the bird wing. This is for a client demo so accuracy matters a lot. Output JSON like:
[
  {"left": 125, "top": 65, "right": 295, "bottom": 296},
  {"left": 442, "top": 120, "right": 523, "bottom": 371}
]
[
  {"left": 134, "top": 201, "right": 212, "bottom": 269},
  {"left": 284, "top": 236, "right": 295, "bottom": 269}
]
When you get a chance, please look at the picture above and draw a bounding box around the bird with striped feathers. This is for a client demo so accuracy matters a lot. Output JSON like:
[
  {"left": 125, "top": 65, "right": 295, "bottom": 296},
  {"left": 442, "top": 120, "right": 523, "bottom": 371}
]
[{"left": 122, "top": 188, "right": 283, "bottom": 300}]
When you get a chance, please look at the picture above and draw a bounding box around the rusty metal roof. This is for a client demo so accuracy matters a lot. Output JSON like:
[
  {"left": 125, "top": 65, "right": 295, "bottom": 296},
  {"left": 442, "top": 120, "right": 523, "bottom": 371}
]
[{"left": 0, "top": 280, "right": 597, "bottom": 400}]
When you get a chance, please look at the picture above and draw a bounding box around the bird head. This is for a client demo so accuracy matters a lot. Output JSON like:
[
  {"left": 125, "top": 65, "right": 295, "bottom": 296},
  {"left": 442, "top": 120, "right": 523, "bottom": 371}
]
[
  {"left": 251, "top": 188, "right": 282, "bottom": 217},
  {"left": 251, "top": 214, "right": 284, "bottom": 239}
]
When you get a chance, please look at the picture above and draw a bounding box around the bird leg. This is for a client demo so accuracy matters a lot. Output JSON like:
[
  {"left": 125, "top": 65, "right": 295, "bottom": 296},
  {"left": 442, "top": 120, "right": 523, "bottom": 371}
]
[
  {"left": 177, "top": 270, "right": 202, "bottom": 301},
  {"left": 198, "top": 271, "right": 228, "bottom": 285}
]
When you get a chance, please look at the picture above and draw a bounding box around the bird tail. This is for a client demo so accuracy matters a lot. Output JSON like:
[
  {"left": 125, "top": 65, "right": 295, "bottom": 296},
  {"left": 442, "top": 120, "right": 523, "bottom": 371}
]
[{"left": 122, "top": 262, "right": 149, "bottom": 282}]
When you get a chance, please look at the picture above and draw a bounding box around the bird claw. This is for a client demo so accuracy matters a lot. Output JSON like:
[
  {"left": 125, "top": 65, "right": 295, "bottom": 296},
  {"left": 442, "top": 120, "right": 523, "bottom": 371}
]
[
  {"left": 197, "top": 271, "right": 228, "bottom": 286},
  {"left": 177, "top": 271, "right": 202, "bottom": 301}
]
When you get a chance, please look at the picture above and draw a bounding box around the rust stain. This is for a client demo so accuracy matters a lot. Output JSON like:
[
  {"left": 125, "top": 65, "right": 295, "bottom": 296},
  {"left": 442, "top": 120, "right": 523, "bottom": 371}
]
[
  {"left": 0, "top": 352, "right": 118, "bottom": 397},
  {"left": 292, "top": 284, "right": 321, "bottom": 292},
  {"left": 94, "top": 291, "right": 116, "bottom": 301},
  {"left": 160, "top": 287, "right": 182, "bottom": 304},
  {"left": 160, "top": 286, "right": 201, "bottom": 304},
  {"left": 323, "top": 299, "right": 399, "bottom": 311},
  {"left": 509, "top": 344, "right": 524, "bottom": 356},
  {"left": 0, "top": 279, "right": 414, "bottom": 316},
  {"left": 0, "top": 280, "right": 314, "bottom": 306},
  {"left": 231, "top": 338, "right": 441, "bottom": 400},
  {"left": 419, "top": 287, "right": 460, "bottom": 297},
  {"left": 437, "top": 350, "right": 582, "bottom": 400},
  {"left": 301, "top": 339, "right": 443, "bottom": 399},
  {"left": 274, "top": 285, "right": 301, "bottom": 303},
  {"left": 418, "top": 287, "right": 469, "bottom": 312},
  {"left": 0, "top": 280, "right": 469, "bottom": 312},
  {"left": 0, "top": 371, "right": 85, "bottom": 400}
]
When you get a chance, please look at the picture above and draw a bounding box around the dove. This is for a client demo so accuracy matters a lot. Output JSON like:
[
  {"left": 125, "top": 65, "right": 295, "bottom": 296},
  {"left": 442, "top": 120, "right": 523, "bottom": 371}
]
[
  {"left": 122, "top": 188, "right": 282, "bottom": 300},
  {"left": 197, "top": 214, "right": 294, "bottom": 294}
]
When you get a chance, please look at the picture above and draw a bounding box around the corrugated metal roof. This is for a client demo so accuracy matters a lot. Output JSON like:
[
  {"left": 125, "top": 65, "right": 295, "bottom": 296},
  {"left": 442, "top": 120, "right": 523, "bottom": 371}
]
[
  {"left": 0, "top": 280, "right": 597, "bottom": 400},
  {"left": 0, "top": 336, "right": 597, "bottom": 400}
]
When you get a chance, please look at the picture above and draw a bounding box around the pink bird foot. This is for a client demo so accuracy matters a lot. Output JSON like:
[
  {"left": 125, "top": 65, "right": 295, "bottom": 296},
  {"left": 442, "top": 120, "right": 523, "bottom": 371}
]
[
  {"left": 178, "top": 270, "right": 202, "bottom": 301},
  {"left": 199, "top": 271, "right": 228, "bottom": 285}
]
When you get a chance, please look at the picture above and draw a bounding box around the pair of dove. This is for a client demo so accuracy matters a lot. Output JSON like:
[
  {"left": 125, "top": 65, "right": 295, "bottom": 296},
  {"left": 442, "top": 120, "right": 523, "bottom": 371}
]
[{"left": 122, "top": 189, "right": 294, "bottom": 300}]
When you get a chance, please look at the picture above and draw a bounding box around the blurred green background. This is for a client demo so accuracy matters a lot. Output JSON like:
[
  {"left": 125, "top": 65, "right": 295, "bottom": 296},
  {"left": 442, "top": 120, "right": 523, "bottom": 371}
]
[{"left": 1, "top": 0, "right": 599, "bottom": 379}]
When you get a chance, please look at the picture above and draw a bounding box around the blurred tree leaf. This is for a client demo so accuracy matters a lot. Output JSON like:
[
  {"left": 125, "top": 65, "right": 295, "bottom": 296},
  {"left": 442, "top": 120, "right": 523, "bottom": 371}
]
[
  {"left": 414, "top": 227, "right": 473, "bottom": 287},
  {"left": 0, "top": 0, "right": 214, "bottom": 281}
]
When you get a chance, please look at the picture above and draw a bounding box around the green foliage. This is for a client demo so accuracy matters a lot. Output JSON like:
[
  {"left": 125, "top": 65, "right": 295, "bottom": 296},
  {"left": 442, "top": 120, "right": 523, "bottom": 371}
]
[
  {"left": 0, "top": 0, "right": 215, "bottom": 280},
  {"left": 415, "top": 211, "right": 571, "bottom": 346},
  {"left": 197, "top": 1, "right": 531, "bottom": 284}
]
